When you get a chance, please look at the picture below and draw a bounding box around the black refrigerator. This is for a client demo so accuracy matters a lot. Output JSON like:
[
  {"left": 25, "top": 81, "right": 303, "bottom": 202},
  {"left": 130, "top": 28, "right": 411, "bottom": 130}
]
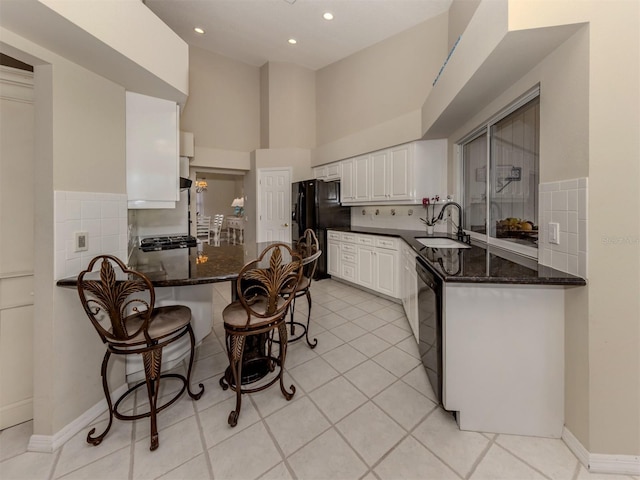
[{"left": 292, "top": 179, "right": 351, "bottom": 279}]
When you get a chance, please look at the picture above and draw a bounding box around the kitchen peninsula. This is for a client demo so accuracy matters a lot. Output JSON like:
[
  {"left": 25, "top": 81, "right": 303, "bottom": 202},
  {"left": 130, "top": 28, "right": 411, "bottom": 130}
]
[
  {"left": 328, "top": 226, "right": 585, "bottom": 438},
  {"left": 56, "top": 241, "right": 297, "bottom": 382}
]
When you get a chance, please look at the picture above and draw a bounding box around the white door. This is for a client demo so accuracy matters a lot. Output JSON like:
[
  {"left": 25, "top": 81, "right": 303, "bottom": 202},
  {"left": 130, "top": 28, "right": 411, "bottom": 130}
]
[
  {"left": 258, "top": 168, "right": 291, "bottom": 242},
  {"left": 0, "top": 66, "right": 35, "bottom": 429}
]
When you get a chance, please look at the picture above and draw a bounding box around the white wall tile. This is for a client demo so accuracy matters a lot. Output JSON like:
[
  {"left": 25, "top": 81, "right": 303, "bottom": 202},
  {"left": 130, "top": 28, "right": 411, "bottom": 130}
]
[
  {"left": 551, "top": 251, "right": 568, "bottom": 273},
  {"left": 567, "top": 211, "right": 578, "bottom": 234},
  {"left": 54, "top": 191, "right": 127, "bottom": 279},
  {"left": 567, "top": 190, "right": 578, "bottom": 211},
  {"left": 578, "top": 189, "right": 587, "bottom": 220},
  {"left": 567, "top": 233, "right": 578, "bottom": 255},
  {"left": 101, "top": 201, "right": 119, "bottom": 219},
  {"left": 102, "top": 235, "right": 120, "bottom": 254},
  {"left": 66, "top": 198, "right": 81, "bottom": 221},
  {"left": 81, "top": 200, "right": 101, "bottom": 219},
  {"left": 567, "top": 255, "right": 578, "bottom": 276},
  {"left": 101, "top": 218, "right": 120, "bottom": 236},
  {"left": 560, "top": 179, "right": 578, "bottom": 190},
  {"left": 578, "top": 220, "right": 587, "bottom": 252},
  {"left": 538, "top": 178, "right": 587, "bottom": 278},
  {"left": 552, "top": 190, "right": 568, "bottom": 211},
  {"left": 551, "top": 211, "right": 568, "bottom": 231}
]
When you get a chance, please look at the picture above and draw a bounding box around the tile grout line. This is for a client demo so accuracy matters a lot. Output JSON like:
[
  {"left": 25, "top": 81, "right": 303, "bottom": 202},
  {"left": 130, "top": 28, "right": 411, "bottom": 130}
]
[
  {"left": 46, "top": 443, "right": 63, "bottom": 480},
  {"left": 128, "top": 389, "right": 137, "bottom": 480},
  {"left": 462, "top": 432, "right": 497, "bottom": 480},
  {"left": 491, "top": 440, "right": 558, "bottom": 480},
  {"left": 247, "top": 394, "right": 298, "bottom": 479},
  {"left": 193, "top": 395, "right": 215, "bottom": 480}
]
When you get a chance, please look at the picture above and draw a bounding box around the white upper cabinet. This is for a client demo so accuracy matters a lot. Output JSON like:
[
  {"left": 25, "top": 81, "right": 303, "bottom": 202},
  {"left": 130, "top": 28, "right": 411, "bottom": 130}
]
[
  {"left": 341, "top": 158, "right": 355, "bottom": 202},
  {"left": 353, "top": 155, "right": 371, "bottom": 202},
  {"left": 126, "top": 91, "right": 179, "bottom": 209},
  {"left": 314, "top": 162, "right": 341, "bottom": 181},
  {"left": 340, "top": 139, "right": 446, "bottom": 205}
]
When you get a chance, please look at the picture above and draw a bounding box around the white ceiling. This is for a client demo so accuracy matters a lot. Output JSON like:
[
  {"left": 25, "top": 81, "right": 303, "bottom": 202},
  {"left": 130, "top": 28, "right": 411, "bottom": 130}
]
[{"left": 144, "top": 0, "right": 452, "bottom": 71}]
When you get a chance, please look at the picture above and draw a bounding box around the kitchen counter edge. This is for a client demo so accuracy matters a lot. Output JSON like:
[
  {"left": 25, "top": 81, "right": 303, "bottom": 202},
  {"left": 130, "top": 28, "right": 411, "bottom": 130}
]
[{"left": 326, "top": 226, "right": 586, "bottom": 286}]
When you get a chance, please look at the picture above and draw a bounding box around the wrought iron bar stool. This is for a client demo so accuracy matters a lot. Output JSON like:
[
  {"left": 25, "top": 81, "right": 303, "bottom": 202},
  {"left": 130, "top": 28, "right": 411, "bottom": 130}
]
[
  {"left": 77, "top": 255, "right": 204, "bottom": 451},
  {"left": 219, "top": 243, "right": 303, "bottom": 427},
  {"left": 280, "top": 229, "right": 322, "bottom": 348}
]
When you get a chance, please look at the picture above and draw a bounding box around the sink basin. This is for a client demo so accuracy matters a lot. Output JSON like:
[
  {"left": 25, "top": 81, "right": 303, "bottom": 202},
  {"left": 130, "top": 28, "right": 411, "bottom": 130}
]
[{"left": 416, "top": 238, "right": 471, "bottom": 249}]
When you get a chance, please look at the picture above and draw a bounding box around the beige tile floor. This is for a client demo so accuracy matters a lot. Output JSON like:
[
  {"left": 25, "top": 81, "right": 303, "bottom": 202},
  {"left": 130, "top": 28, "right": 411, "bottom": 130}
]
[{"left": 1, "top": 279, "right": 638, "bottom": 480}]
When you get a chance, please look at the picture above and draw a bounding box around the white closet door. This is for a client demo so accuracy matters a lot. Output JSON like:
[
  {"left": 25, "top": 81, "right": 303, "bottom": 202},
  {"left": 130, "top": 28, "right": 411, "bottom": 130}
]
[
  {"left": 257, "top": 168, "right": 291, "bottom": 243},
  {"left": 0, "top": 66, "right": 35, "bottom": 429}
]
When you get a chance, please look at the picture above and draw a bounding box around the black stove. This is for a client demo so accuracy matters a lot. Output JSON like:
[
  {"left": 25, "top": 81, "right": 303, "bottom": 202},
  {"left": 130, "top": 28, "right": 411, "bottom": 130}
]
[{"left": 140, "top": 235, "right": 198, "bottom": 252}]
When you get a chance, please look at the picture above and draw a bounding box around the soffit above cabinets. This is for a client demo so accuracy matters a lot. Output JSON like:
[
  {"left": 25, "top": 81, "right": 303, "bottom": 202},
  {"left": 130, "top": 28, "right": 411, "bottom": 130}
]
[{"left": 421, "top": 0, "right": 584, "bottom": 139}]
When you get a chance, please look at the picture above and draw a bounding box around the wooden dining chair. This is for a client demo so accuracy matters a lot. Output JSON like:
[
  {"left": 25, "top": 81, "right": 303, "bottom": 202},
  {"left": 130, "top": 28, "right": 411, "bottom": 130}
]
[
  {"left": 219, "top": 243, "right": 303, "bottom": 426},
  {"left": 196, "top": 215, "right": 211, "bottom": 244},
  {"left": 77, "top": 255, "right": 204, "bottom": 451}
]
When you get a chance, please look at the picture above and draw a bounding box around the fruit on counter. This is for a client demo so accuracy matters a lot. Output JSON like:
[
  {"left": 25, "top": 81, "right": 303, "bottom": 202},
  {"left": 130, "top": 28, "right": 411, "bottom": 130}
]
[
  {"left": 497, "top": 218, "right": 536, "bottom": 231},
  {"left": 519, "top": 222, "right": 533, "bottom": 231}
]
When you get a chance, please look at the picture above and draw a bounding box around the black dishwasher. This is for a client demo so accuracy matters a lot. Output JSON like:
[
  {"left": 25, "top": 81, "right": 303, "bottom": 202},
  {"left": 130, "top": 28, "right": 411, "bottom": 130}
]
[{"left": 416, "top": 256, "right": 443, "bottom": 404}]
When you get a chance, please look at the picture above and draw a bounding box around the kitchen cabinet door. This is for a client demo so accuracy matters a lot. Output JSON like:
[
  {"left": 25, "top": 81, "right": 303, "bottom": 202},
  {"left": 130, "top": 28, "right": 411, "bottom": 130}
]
[
  {"left": 126, "top": 91, "right": 179, "bottom": 209},
  {"left": 341, "top": 159, "right": 354, "bottom": 202},
  {"left": 313, "top": 166, "right": 327, "bottom": 180},
  {"left": 356, "top": 245, "right": 375, "bottom": 290},
  {"left": 327, "top": 240, "right": 341, "bottom": 277},
  {"left": 388, "top": 144, "right": 412, "bottom": 200},
  {"left": 353, "top": 155, "right": 371, "bottom": 202},
  {"left": 326, "top": 163, "right": 341, "bottom": 180},
  {"left": 370, "top": 150, "right": 388, "bottom": 202},
  {"left": 375, "top": 247, "right": 397, "bottom": 297}
]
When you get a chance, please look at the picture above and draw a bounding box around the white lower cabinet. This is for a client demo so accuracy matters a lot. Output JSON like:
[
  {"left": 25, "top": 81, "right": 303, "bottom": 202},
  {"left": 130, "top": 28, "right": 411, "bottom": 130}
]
[
  {"left": 327, "top": 239, "right": 341, "bottom": 277},
  {"left": 328, "top": 231, "right": 399, "bottom": 299}
]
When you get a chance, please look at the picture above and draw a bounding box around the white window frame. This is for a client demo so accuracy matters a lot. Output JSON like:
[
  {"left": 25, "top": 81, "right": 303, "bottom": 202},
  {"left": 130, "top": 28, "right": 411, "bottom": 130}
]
[{"left": 456, "top": 86, "right": 541, "bottom": 259}]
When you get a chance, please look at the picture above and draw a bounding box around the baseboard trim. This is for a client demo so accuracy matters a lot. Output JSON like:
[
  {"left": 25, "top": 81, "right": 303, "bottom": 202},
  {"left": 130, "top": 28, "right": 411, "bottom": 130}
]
[
  {"left": 27, "top": 384, "right": 128, "bottom": 453},
  {"left": 562, "top": 426, "right": 640, "bottom": 475}
]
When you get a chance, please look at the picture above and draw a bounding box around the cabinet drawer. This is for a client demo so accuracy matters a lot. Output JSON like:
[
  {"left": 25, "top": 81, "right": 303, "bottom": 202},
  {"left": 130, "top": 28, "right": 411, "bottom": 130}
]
[
  {"left": 341, "top": 263, "right": 357, "bottom": 281},
  {"left": 341, "top": 233, "right": 357, "bottom": 243},
  {"left": 356, "top": 235, "right": 374, "bottom": 246},
  {"left": 341, "top": 243, "right": 357, "bottom": 254},
  {"left": 328, "top": 231, "right": 341, "bottom": 241},
  {"left": 376, "top": 237, "right": 398, "bottom": 250},
  {"left": 341, "top": 252, "right": 356, "bottom": 263}
]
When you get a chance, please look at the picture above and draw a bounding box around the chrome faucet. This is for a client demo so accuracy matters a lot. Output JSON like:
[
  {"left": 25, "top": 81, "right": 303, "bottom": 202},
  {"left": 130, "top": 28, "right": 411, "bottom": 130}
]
[{"left": 436, "top": 202, "right": 471, "bottom": 244}]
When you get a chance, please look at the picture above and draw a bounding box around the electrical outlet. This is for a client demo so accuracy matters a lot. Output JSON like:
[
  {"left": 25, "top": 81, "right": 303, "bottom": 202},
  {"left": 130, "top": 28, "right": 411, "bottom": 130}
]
[
  {"left": 75, "top": 231, "right": 88, "bottom": 252},
  {"left": 548, "top": 222, "right": 560, "bottom": 245}
]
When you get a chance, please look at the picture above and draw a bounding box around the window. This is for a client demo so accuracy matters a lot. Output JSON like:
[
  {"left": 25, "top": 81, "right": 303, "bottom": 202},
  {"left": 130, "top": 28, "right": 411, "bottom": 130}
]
[{"left": 460, "top": 89, "right": 539, "bottom": 256}]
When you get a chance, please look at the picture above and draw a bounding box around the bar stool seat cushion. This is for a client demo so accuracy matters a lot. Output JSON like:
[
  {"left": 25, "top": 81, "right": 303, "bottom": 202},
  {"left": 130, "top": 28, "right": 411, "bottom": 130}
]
[
  {"left": 109, "top": 305, "right": 192, "bottom": 346},
  {"left": 223, "top": 296, "right": 287, "bottom": 329}
]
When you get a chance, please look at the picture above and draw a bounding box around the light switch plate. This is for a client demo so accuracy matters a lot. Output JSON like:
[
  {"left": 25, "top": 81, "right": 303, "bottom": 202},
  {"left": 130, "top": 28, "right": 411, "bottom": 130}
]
[
  {"left": 548, "top": 222, "right": 560, "bottom": 245},
  {"left": 75, "top": 231, "right": 89, "bottom": 252}
]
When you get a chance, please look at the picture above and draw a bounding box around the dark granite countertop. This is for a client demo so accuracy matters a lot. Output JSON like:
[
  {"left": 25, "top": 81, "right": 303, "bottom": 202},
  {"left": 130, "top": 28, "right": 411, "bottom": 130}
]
[
  {"left": 56, "top": 241, "right": 298, "bottom": 288},
  {"left": 328, "top": 226, "right": 586, "bottom": 286}
]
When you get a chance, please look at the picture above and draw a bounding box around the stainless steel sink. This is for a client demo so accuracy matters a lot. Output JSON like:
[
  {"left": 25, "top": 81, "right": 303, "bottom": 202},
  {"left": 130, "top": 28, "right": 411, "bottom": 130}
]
[{"left": 416, "top": 237, "right": 471, "bottom": 249}]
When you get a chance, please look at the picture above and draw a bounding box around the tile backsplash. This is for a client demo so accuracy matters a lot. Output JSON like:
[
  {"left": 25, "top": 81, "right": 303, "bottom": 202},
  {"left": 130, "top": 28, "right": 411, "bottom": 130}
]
[
  {"left": 351, "top": 205, "right": 450, "bottom": 234},
  {"left": 538, "top": 178, "right": 588, "bottom": 278},
  {"left": 54, "top": 191, "right": 128, "bottom": 279}
]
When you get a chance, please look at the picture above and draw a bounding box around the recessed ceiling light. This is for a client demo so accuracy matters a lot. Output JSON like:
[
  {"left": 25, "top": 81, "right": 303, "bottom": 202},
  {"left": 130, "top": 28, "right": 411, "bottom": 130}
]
[
  {"left": 288, "top": 38, "right": 297, "bottom": 45},
  {"left": 194, "top": 27, "right": 205, "bottom": 34},
  {"left": 323, "top": 12, "right": 334, "bottom": 20}
]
